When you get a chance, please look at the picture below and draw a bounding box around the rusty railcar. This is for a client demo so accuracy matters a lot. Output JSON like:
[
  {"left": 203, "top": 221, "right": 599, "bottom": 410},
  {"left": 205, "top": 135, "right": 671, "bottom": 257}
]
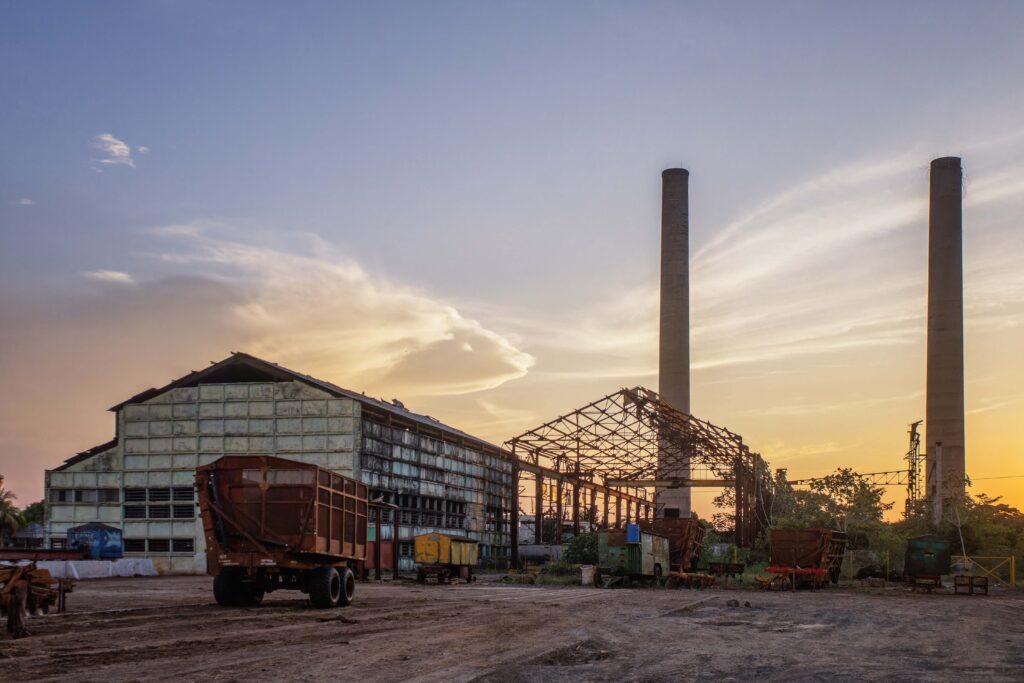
[
  {"left": 640, "top": 517, "right": 705, "bottom": 572},
  {"left": 767, "top": 528, "right": 848, "bottom": 588},
  {"left": 196, "top": 455, "right": 368, "bottom": 608}
]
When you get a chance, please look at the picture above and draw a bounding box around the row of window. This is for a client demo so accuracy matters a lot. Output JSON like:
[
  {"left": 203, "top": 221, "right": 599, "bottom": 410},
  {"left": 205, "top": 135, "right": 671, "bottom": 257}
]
[
  {"left": 123, "top": 504, "right": 195, "bottom": 519},
  {"left": 50, "top": 487, "right": 195, "bottom": 504},
  {"left": 50, "top": 488, "right": 120, "bottom": 503},
  {"left": 124, "top": 487, "right": 195, "bottom": 502},
  {"left": 362, "top": 421, "right": 510, "bottom": 471},
  {"left": 361, "top": 439, "right": 509, "bottom": 482},
  {"left": 124, "top": 538, "right": 194, "bottom": 553}
]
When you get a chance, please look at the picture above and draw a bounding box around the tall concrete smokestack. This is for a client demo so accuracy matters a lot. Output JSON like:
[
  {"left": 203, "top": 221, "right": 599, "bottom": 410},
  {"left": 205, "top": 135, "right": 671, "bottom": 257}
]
[
  {"left": 658, "top": 168, "right": 691, "bottom": 518},
  {"left": 926, "top": 156, "right": 966, "bottom": 521}
]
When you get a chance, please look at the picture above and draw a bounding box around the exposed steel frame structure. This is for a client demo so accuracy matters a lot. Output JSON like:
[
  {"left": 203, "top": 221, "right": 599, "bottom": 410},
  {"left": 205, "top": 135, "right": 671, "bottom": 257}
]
[{"left": 506, "top": 387, "right": 771, "bottom": 556}]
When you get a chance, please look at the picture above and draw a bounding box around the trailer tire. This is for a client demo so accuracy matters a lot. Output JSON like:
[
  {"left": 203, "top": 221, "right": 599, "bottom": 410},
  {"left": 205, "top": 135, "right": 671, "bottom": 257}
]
[
  {"left": 337, "top": 567, "right": 355, "bottom": 607},
  {"left": 308, "top": 567, "right": 341, "bottom": 608},
  {"left": 238, "top": 585, "right": 265, "bottom": 606},
  {"left": 213, "top": 571, "right": 242, "bottom": 607}
]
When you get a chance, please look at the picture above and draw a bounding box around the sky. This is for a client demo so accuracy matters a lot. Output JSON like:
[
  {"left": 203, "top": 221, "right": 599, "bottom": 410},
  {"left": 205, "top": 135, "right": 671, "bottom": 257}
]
[{"left": 2, "top": 1, "right": 1023, "bottom": 518}]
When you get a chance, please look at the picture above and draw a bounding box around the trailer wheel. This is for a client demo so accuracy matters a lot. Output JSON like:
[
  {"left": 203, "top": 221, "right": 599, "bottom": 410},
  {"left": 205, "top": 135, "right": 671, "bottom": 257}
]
[
  {"left": 337, "top": 567, "right": 355, "bottom": 607},
  {"left": 308, "top": 567, "right": 342, "bottom": 608},
  {"left": 213, "top": 571, "right": 242, "bottom": 607},
  {"left": 238, "top": 585, "right": 265, "bottom": 606}
]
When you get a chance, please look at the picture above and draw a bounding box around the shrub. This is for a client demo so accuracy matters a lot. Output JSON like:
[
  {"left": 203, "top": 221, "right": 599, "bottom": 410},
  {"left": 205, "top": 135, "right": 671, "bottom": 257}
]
[{"left": 564, "top": 532, "right": 598, "bottom": 565}]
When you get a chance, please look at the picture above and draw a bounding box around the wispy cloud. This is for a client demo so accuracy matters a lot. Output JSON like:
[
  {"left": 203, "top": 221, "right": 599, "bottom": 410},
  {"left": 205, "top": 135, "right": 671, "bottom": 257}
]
[
  {"left": 91, "top": 133, "right": 141, "bottom": 169},
  {"left": 11, "top": 197, "right": 35, "bottom": 206},
  {"left": 133, "top": 225, "right": 536, "bottom": 397},
  {"left": 82, "top": 269, "right": 135, "bottom": 284}
]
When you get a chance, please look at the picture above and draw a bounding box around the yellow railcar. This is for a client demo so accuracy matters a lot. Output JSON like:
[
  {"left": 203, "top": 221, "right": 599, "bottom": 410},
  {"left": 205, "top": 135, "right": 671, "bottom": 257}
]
[{"left": 413, "top": 533, "right": 479, "bottom": 584}]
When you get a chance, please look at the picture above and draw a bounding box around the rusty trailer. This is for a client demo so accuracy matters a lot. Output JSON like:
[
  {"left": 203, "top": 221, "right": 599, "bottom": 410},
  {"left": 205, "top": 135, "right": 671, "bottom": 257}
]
[
  {"left": 1, "top": 563, "right": 72, "bottom": 639},
  {"left": 640, "top": 517, "right": 705, "bottom": 572},
  {"left": 197, "top": 455, "right": 368, "bottom": 609},
  {"left": 766, "top": 528, "right": 847, "bottom": 589}
]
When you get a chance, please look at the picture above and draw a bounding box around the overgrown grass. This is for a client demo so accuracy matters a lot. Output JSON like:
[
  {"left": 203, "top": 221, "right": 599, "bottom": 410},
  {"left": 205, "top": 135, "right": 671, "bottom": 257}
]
[
  {"left": 543, "top": 560, "right": 581, "bottom": 577},
  {"left": 534, "top": 560, "right": 583, "bottom": 586},
  {"left": 535, "top": 573, "right": 584, "bottom": 586}
]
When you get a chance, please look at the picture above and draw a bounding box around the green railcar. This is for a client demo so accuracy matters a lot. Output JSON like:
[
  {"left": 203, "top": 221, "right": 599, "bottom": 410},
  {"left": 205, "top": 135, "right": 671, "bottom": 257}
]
[{"left": 594, "top": 524, "right": 670, "bottom": 586}]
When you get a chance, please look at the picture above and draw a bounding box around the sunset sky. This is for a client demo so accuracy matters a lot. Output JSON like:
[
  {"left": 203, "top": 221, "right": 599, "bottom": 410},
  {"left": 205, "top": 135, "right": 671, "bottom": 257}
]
[{"left": 2, "top": 2, "right": 1022, "bottom": 518}]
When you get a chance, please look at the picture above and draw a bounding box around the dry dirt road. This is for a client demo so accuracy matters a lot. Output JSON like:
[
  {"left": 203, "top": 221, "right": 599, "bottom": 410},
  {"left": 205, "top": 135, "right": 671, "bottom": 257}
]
[{"left": 2, "top": 575, "right": 1022, "bottom": 682}]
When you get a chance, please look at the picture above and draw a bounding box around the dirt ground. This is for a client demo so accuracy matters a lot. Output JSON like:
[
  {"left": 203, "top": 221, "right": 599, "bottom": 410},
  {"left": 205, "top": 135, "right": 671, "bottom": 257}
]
[{"left": 2, "top": 575, "right": 1022, "bottom": 682}]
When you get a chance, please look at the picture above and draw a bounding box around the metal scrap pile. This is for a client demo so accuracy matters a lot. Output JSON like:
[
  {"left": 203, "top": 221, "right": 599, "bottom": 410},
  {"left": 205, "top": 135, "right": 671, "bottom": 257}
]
[{"left": 1, "top": 562, "right": 72, "bottom": 639}]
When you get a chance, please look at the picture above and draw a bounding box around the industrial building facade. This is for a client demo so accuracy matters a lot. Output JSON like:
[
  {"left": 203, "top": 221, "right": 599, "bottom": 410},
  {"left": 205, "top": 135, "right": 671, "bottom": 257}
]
[{"left": 44, "top": 353, "right": 514, "bottom": 573}]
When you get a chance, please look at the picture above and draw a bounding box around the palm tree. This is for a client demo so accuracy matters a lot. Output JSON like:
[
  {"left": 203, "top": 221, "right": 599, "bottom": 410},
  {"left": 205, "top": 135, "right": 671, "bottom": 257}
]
[{"left": 0, "top": 476, "right": 26, "bottom": 546}]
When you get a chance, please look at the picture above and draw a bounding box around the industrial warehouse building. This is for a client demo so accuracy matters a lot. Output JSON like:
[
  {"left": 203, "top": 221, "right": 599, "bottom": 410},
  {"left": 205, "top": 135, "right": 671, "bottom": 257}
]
[{"left": 43, "top": 353, "right": 514, "bottom": 573}]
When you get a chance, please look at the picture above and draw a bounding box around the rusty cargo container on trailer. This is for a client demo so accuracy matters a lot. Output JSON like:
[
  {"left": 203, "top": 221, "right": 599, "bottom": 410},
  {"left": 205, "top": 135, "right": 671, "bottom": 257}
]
[
  {"left": 196, "top": 455, "right": 368, "bottom": 608},
  {"left": 641, "top": 517, "right": 704, "bottom": 572},
  {"left": 414, "top": 532, "right": 479, "bottom": 583},
  {"left": 768, "top": 528, "right": 847, "bottom": 588}
]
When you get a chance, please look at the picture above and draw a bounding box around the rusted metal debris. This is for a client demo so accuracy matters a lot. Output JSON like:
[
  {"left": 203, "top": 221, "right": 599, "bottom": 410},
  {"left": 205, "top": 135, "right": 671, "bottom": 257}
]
[{"left": 1, "top": 562, "right": 73, "bottom": 639}]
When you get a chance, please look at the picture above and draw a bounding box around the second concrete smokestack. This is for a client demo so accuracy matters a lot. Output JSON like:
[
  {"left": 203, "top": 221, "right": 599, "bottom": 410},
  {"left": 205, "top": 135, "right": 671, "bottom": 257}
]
[
  {"left": 926, "top": 156, "right": 966, "bottom": 521},
  {"left": 658, "top": 168, "right": 691, "bottom": 518}
]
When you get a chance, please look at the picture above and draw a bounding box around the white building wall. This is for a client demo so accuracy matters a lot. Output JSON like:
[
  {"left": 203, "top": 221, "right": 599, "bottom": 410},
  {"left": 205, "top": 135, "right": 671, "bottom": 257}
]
[{"left": 45, "top": 380, "right": 360, "bottom": 574}]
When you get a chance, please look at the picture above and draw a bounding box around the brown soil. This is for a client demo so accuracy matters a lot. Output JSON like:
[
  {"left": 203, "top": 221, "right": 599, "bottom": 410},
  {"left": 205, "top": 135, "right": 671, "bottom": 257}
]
[{"left": 2, "top": 576, "right": 1022, "bottom": 682}]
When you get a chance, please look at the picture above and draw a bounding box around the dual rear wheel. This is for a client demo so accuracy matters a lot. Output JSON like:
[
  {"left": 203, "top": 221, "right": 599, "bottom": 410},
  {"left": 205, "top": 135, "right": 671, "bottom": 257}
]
[{"left": 308, "top": 566, "right": 355, "bottom": 608}]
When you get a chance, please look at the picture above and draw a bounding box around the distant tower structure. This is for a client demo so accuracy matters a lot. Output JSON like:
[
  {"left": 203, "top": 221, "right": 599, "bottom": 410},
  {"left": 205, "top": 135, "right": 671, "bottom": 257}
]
[
  {"left": 925, "top": 156, "right": 967, "bottom": 522},
  {"left": 657, "top": 168, "right": 691, "bottom": 518}
]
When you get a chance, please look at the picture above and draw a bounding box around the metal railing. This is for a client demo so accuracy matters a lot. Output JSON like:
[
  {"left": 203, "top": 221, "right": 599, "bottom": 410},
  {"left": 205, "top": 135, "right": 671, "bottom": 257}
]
[{"left": 952, "top": 555, "right": 1017, "bottom": 587}]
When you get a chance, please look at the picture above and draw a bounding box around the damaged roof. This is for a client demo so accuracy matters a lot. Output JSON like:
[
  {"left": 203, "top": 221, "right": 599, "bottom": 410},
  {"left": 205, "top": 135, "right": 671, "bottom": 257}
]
[
  {"left": 107, "top": 352, "right": 504, "bottom": 453},
  {"left": 53, "top": 438, "right": 118, "bottom": 472}
]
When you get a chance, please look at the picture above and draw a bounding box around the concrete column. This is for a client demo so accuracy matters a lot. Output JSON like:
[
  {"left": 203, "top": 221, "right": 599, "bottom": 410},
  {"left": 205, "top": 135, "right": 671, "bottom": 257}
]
[
  {"left": 926, "top": 157, "right": 966, "bottom": 517},
  {"left": 658, "top": 168, "right": 692, "bottom": 517}
]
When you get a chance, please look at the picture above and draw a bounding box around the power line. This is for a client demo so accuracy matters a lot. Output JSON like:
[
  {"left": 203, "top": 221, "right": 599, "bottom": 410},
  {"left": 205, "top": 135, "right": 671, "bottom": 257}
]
[{"left": 971, "top": 475, "right": 1024, "bottom": 481}]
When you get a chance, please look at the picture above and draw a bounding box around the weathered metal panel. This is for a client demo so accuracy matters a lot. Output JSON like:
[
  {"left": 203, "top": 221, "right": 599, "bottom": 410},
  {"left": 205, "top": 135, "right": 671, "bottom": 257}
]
[
  {"left": 197, "top": 455, "right": 368, "bottom": 574},
  {"left": 905, "top": 536, "right": 951, "bottom": 577}
]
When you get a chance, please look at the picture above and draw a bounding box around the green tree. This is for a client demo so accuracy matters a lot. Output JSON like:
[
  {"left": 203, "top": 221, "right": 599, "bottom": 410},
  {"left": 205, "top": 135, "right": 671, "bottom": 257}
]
[
  {"left": 22, "top": 500, "right": 45, "bottom": 525},
  {"left": 770, "top": 468, "right": 894, "bottom": 554},
  {"left": 0, "top": 476, "right": 27, "bottom": 545}
]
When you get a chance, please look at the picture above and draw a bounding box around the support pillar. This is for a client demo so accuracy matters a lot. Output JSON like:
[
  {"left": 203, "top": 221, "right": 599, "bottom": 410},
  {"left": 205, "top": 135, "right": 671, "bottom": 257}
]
[
  {"left": 555, "top": 477, "right": 564, "bottom": 544},
  {"left": 510, "top": 457, "right": 520, "bottom": 569},
  {"left": 572, "top": 468, "right": 581, "bottom": 537},
  {"left": 534, "top": 472, "right": 543, "bottom": 545}
]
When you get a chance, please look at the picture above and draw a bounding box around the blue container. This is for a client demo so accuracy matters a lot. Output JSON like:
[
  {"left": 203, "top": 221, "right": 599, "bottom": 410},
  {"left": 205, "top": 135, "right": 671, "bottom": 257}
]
[
  {"left": 626, "top": 523, "right": 640, "bottom": 544},
  {"left": 67, "top": 523, "right": 124, "bottom": 560}
]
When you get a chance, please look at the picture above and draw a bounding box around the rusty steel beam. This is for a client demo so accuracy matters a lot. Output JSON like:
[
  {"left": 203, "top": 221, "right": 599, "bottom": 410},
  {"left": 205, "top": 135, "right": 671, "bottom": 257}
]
[{"left": 606, "top": 478, "right": 734, "bottom": 488}]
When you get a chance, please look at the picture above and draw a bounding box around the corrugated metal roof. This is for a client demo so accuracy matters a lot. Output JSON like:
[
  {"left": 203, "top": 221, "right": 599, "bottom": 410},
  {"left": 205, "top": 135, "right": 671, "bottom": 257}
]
[{"left": 108, "top": 352, "right": 505, "bottom": 453}]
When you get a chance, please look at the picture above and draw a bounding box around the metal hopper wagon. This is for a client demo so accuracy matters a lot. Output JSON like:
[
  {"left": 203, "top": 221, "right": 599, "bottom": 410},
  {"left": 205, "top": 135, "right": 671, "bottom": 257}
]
[{"left": 197, "top": 455, "right": 368, "bottom": 609}]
